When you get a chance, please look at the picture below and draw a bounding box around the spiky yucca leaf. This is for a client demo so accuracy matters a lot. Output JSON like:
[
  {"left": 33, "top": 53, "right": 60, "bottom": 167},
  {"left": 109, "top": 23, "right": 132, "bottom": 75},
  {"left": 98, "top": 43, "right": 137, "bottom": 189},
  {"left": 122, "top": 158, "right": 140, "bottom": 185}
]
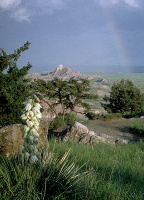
[{"left": 0, "top": 150, "right": 87, "bottom": 200}]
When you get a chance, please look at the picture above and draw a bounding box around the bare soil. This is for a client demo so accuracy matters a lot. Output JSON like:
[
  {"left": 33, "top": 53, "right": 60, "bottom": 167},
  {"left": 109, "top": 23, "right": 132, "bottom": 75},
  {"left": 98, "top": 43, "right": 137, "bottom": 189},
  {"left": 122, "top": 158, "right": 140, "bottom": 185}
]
[{"left": 82, "top": 117, "right": 142, "bottom": 142}]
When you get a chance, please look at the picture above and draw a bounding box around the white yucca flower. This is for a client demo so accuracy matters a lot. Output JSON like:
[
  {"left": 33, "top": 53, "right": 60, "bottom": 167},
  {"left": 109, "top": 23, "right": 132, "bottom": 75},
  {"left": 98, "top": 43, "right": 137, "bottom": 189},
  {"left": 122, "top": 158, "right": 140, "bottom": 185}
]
[
  {"left": 33, "top": 148, "right": 38, "bottom": 155},
  {"left": 28, "top": 136, "right": 34, "bottom": 144},
  {"left": 24, "top": 152, "right": 30, "bottom": 158},
  {"left": 28, "top": 144, "right": 35, "bottom": 152},
  {"left": 23, "top": 125, "right": 30, "bottom": 133},
  {"left": 34, "top": 132, "right": 39, "bottom": 138},
  {"left": 34, "top": 103, "right": 42, "bottom": 109},
  {"left": 30, "top": 128, "right": 37, "bottom": 135},
  {"left": 34, "top": 138, "right": 39, "bottom": 144},
  {"left": 21, "top": 114, "right": 27, "bottom": 120},
  {"left": 30, "top": 155, "right": 38, "bottom": 163},
  {"left": 32, "top": 117, "right": 38, "bottom": 121},
  {"left": 27, "top": 121, "right": 33, "bottom": 127},
  {"left": 34, "top": 95, "right": 40, "bottom": 102},
  {"left": 37, "top": 113, "right": 42, "bottom": 118},
  {"left": 23, "top": 131, "right": 28, "bottom": 138},
  {"left": 21, "top": 96, "right": 42, "bottom": 163},
  {"left": 25, "top": 103, "right": 32, "bottom": 111},
  {"left": 28, "top": 111, "right": 34, "bottom": 117},
  {"left": 32, "top": 107, "right": 41, "bottom": 114}
]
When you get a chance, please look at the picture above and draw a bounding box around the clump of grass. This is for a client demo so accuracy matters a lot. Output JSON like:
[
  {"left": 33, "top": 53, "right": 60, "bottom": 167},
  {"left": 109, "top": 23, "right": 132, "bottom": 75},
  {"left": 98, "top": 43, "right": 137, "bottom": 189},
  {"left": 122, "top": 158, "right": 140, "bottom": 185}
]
[
  {"left": 49, "top": 112, "right": 77, "bottom": 130},
  {"left": 50, "top": 139, "right": 144, "bottom": 199},
  {"left": 100, "top": 113, "right": 122, "bottom": 120},
  {"left": 0, "top": 149, "right": 87, "bottom": 200},
  {"left": 85, "top": 111, "right": 122, "bottom": 120},
  {"left": 129, "top": 118, "right": 144, "bottom": 136}
]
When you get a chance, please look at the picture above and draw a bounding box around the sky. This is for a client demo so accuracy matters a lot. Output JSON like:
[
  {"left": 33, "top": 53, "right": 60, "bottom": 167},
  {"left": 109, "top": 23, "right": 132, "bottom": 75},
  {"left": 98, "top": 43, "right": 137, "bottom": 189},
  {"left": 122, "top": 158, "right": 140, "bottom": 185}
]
[{"left": 0, "top": 0, "right": 144, "bottom": 73}]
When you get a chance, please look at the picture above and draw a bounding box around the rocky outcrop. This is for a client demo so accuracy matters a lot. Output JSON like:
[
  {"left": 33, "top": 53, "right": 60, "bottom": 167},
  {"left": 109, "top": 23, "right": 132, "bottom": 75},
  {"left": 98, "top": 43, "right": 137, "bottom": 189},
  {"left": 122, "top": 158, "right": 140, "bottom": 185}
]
[
  {"left": 26, "top": 65, "right": 94, "bottom": 81},
  {"left": 61, "top": 122, "right": 131, "bottom": 145},
  {"left": 0, "top": 120, "right": 49, "bottom": 156}
]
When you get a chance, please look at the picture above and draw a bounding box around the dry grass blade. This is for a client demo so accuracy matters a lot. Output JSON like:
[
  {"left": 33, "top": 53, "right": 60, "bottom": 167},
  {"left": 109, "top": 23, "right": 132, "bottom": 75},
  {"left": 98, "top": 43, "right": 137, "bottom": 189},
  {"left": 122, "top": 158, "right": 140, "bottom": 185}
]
[{"left": 59, "top": 147, "right": 71, "bottom": 164}]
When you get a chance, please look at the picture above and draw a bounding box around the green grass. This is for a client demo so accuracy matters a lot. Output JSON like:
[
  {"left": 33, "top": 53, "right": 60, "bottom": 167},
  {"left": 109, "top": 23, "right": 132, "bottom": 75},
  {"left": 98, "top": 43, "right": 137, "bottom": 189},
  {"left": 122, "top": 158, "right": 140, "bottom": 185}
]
[
  {"left": 1, "top": 138, "right": 144, "bottom": 199},
  {"left": 129, "top": 118, "right": 144, "bottom": 136},
  {"left": 86, "top": 73, "right": 144, "bottom": 110},
  {"left": 0, "top": 150, "right": 87, "bottom": 200},
  {"left": 49, "top": 139, "right": 144, "bottom": 199}
]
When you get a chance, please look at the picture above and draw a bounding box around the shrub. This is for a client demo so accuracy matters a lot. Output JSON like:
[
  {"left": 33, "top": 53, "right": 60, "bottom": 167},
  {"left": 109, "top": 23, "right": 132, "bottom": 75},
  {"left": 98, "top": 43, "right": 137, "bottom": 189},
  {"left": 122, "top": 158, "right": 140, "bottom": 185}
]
[
  {"left": 85, "top": 111, "right": 99, "bottom": 120},
  {"left": 50, "top": 112, "right": 77, "bottom": 130},
  {"left": 64, "top": 112, "right": 77, "bottom": 125},
  {"left": 101, "top": 79, "right": 144, "bottom": 114},
  {"left": 49, "top": 114, "right": 65, "bottom": 130},
  {"left": 129, "top": 118, "right": 144, "bottom": 136},
  {"left": 0, "top": 42, "right": 32, "bottom": 126}
]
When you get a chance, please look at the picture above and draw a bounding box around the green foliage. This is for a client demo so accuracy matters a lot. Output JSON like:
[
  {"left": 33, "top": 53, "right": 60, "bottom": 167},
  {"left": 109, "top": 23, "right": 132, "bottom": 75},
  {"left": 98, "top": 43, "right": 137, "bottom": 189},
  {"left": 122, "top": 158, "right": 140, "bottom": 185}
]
[
  {"left": 34, "top": 78, "right": 99, "bottom": 118},
  {"left": 50, "top": 139, "right": 144, "bottom": 200},
  {"left": 0, "top": 150, "right": 86, "bottom": 200},
  {"left": 49, "top": 114, "right": 66, "bottom": 130},
  {"left": 101, "top": 79, "right": 144, "bottom": 114},
  {"left": 1, "top": 140, "right": 144, "bottom": 199},
  {"left": 49, "top": 112, "right": 77, "bottom": 130},
  {"left": 0, "top": 42, "right": 32, "bottom": 126},
  {"left": 85, "top": 111, "right": 99, "bottom": 120},
  {"left": 129, "top": 118, "right": 144, "bottom": 136}
]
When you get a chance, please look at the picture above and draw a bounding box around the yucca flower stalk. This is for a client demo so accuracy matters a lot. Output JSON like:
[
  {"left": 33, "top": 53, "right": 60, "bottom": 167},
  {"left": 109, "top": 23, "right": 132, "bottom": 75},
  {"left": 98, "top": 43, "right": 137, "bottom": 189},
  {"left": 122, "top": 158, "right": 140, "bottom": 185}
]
[{"left": 21, "top": 95, "right": 42, "bottom": 163}]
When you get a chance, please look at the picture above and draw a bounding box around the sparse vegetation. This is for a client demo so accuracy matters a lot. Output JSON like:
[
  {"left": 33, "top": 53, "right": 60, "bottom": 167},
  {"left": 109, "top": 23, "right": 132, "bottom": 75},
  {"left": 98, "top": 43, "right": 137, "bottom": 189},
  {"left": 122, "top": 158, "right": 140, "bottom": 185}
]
[
  {"left": 49, "top": 112, "right": 77, "bottom": 130},
  {"left": 129, "top": 118, "right": 144, "bottom": 136},
  {"left": 34, "top": 78, "right": 99, "bottom": 119}
]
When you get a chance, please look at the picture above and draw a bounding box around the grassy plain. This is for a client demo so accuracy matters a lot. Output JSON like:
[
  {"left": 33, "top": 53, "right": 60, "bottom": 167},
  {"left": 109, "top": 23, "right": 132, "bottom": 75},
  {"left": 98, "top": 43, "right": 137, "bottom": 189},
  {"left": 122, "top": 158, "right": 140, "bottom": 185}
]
[{"left": 83, "top": 72, "right": 144, "bottom": 109}]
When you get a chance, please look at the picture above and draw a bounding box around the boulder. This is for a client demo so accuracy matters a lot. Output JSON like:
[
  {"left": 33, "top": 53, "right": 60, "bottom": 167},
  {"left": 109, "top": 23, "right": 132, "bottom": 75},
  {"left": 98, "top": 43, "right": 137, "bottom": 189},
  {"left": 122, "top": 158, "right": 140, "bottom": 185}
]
[
  {"left": 115, "top": 139, "right": 130, "bottom": 145},
  {"left": 63, "top": 122, "right": 89, "bottom": 142},
  {"left": 62, "top": 122, "right": 115, "bottom": 145},
  {"left": 0, "top": 120, "right": 49, "bottom": 156}
]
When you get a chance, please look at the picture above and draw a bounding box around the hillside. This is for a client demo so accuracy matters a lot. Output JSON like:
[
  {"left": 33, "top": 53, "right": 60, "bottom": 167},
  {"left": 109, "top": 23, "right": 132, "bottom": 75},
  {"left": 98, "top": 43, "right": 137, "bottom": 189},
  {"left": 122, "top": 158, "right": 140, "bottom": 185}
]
[{"left": 26, "top": 65, "right": 96, "bottom": 80}]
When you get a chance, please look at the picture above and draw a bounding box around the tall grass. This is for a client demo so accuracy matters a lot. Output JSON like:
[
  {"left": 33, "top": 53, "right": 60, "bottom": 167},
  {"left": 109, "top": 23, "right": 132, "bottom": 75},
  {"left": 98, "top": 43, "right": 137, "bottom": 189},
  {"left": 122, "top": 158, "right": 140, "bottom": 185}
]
[
  {"left": 50, "top": 139, "right": 144, "bottom": 199},
  {"left": 0, "top": 149, "right": 87, "bottom": 200},
  {"left": 129, "top": 118, "right": 144, "bottom": 136},
  {"left": 1, "top": 139, "right": 144, "bottom": 199}
]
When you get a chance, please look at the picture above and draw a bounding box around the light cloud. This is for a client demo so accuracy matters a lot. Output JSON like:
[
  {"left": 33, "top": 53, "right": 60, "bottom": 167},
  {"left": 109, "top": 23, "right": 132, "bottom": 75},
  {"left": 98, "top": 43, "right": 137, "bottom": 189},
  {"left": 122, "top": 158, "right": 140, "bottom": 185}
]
[
  {"left": 124, "top": 0, "right": 139, "bottom": 8},
  {"left": 98, "top": 0, "right": 140, "bottom": 8},
  {"left": 0, "top": 0, "right": 65, "bottom": 22},
  {"left": 99, "top": 0, "right": 119, "bottom": 7},
  {"left": 10, "top": 8, "right": 31, "bottom": 22},
  {"left": 0, "top": 0, "right": 21, "bottom": 9}
]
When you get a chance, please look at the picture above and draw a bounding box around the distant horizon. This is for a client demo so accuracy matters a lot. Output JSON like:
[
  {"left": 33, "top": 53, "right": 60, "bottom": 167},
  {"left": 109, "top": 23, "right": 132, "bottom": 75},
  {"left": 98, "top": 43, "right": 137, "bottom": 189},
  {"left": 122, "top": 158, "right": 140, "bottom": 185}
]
[{"left": 28, "top": 64, "right": 144, "bottom": 74}]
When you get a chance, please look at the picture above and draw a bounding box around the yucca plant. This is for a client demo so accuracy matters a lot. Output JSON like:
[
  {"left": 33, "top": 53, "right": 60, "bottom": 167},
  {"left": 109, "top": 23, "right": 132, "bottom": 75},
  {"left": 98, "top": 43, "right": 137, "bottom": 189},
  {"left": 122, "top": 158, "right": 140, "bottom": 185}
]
[{"left": 0, "top": 148, "right": 87, "bottom": 200}]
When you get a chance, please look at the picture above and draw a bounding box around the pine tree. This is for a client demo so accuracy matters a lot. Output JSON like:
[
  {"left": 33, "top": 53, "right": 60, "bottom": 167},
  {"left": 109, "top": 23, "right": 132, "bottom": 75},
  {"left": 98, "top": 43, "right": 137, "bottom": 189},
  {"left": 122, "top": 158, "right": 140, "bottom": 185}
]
[
  {"left": 101, "top": 79, "right": 144, "bottom": 114},
  {"left": 34, "top": 78, "right": 98, "bottom": 119},
  {"left": 0, "top": 42, "right": 32, "bottom": 126}
]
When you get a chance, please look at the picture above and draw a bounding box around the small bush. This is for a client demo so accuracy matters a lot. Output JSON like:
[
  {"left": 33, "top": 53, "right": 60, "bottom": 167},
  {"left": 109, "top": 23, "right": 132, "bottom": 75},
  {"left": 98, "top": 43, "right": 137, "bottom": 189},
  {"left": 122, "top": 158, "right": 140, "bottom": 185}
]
[
  {"left": 49, "top": 114, "right": 65, "bottom": 130},
  {"left": 129, "top": 118, "right": 144, "bottom": 136},
  {"left": 49, "top": 112, "right": 77, "bottom": 130},
  {"left": 85, "top": 111, "right": 100, "bottom": 120},
  {"left": 65, "top": 112, "right": 77, "bottom": 124},
  {"left": 101, "top": 113, "right": 122, "bottom": 120}
]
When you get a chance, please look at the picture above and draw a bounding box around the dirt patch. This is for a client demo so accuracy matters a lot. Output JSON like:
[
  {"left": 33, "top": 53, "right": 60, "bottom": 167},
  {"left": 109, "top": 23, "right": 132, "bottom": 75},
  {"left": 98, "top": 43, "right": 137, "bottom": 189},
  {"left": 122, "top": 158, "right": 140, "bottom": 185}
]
[{"left": 81, "top": 117, "right": 142, "bottom": 142}]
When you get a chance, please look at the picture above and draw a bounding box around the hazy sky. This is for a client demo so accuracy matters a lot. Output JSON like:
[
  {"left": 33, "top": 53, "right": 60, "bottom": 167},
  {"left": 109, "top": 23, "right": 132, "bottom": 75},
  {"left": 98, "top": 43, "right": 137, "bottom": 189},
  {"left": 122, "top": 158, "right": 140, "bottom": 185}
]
[{"left": 0, "top": 0, "right": 144, "bottom": 73}]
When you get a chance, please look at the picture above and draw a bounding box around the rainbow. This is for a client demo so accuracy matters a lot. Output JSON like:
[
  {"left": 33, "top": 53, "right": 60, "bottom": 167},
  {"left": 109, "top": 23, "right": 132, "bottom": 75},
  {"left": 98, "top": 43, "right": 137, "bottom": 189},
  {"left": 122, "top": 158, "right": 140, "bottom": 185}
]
[{"left": 103, "top": 8, "right": 131, "bottom": 72}]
